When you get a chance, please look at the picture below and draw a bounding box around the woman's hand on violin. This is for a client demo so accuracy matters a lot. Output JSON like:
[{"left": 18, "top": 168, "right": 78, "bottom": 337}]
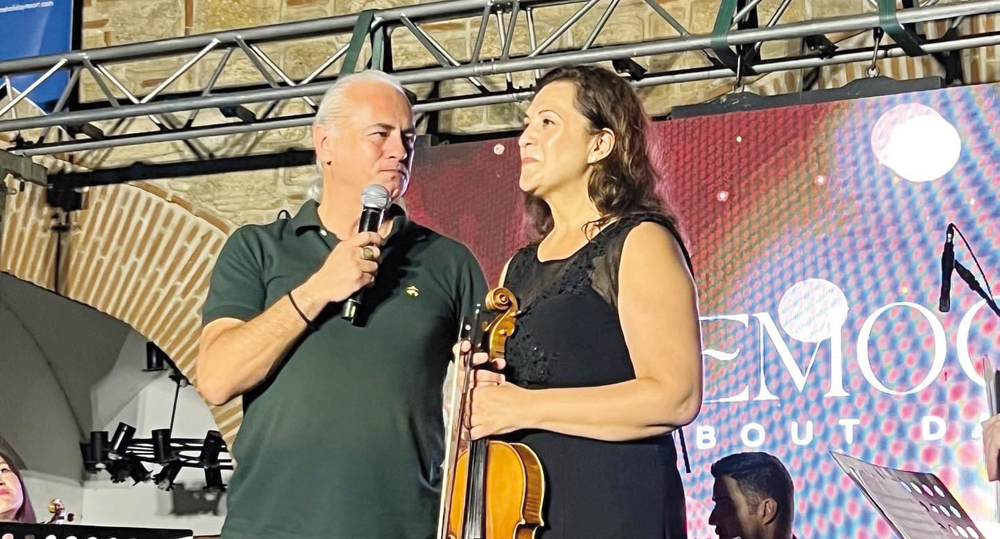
[
  {"left": 468, "top": 382, "right": 530, "bottom": 440},
  {"left": 452, "top": 340, "right": 507, "bottom": 386}
]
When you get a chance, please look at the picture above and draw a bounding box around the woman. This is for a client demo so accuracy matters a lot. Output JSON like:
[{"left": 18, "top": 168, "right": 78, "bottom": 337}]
[
  {"left": 468, "top": 65, "right": 703, "bottom": 538},
  {"left": 0, "top": 447, "right": 36, "bottom": 523}
]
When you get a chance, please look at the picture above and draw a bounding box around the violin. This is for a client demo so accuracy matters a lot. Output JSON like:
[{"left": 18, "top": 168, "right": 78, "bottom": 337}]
[{"left": 437, "top": 287, "right": 544, "bottom": 539}]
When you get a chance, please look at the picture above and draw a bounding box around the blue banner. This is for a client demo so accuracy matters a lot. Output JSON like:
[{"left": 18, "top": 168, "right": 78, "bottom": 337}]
[{"left": 0, "top": 0, "right": 73, "bottom": 111}]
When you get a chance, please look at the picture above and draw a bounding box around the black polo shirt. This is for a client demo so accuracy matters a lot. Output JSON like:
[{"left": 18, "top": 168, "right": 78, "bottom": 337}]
[{"left": 202, "top": 199, "right": 487, "bottom": 539}]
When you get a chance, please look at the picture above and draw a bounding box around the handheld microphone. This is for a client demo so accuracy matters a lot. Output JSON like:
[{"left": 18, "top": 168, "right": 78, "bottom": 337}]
[
  {"left": 341, "top": 184, "right": 392, "bottom": 322},
  {"left": 939, "top": 223, "right": 955, "bottom": 312}
]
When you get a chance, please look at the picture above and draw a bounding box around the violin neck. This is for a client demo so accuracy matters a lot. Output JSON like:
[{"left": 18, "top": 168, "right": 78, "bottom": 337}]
[{"left": 463, "top": 437, "right": 490, "bottom": 539}]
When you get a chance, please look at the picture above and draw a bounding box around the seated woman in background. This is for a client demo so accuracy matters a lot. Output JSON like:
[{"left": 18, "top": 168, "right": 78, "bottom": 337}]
[{"left": 0, "top": 447, "right": 36, "bottom": 523}]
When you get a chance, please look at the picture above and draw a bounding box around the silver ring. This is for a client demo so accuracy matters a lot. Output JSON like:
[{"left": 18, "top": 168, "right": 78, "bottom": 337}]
[{"left": 361, "top": 246, "right": 375, "bottom": 261}]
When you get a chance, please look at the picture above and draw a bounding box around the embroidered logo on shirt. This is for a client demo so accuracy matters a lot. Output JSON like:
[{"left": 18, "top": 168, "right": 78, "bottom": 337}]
[{"left": 405, "top": 285, "right": 420, "bottom": 297}]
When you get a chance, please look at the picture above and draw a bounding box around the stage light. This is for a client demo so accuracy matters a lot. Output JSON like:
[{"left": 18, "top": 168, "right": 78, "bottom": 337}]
[
  {"left": 871, "top": 103, "right": 961, "bottom": 183},
  {"left": 154, "top": 461, "right": 183, "bottom": 491},
  {"left": 716, "top": 190, "right": 730, "bottom": 203},
  {"left": 126, "top": 457, "right": 151, "bottom": 484},
  {"left": 199, "top": 430, "right": 225, "bottom": 468},
  {"left": 106, "top": 456, "right": 148, "bottom": 484},
  {"left": 108, "top": 423, "right": 135, "bottom": 461},
  {"left": 152, "top": 428, "right": 173, "bottom": 463},
  {"left": 82, "top": 431, "right": 110, "bottom": 471},
  {"left": 145, "top": 342, "right": 169, "bottom": 372},
  {"left": 107, "top": 460, "right": 131, "bottom": 484},
  {"left": 203, "top": 467, "right": 226, "bottom": 501}
]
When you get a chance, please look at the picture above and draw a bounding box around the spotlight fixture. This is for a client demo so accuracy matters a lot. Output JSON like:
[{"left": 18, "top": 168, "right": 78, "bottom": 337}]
[
  {"left": 126, "top": 457, "right": 152, "bottom": 484},
  {"left": 108, "top": 423, "right": 135, "bottom": 461},
  {"left": 144, "top": 342, "right": 169, "bottom": 372},
  {"left": 198, "top": 431, "right": 224, "bottom": 468},
  {"left": 84, "top": 425, "right": 231, "bottom": 491},
  {"left": 107, "top": 460, "right": 132, "bottom": 484},
  {"left": 154, "top": 461, "right": 183, "bottom": 491},
  {"left": 108, "top": 456, "right": 150, "bottom": 485},
  {"left": 81, "top": 430, "right": 109, "bottom": 472},
  {"left": 152, "top": 428, "right": 174, "bottom": 464},
  {"left": 203, "top": 467, "right": 226, "bottom": 501}
]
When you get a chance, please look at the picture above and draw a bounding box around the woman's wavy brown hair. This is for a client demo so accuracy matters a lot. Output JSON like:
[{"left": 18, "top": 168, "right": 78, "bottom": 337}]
[{"left": 523, "top": 65, "right": 677, "bottom": 238}]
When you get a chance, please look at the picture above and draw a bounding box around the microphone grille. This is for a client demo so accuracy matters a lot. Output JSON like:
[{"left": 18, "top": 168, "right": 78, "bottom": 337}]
[{"left": 361, "top": 184, "right": 392, "bottom": 210}]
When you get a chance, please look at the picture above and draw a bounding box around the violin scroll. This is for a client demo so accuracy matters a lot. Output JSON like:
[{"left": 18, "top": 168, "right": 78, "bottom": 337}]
[{"left": 483, "top": 287, "right": 518, "bottom": 360}]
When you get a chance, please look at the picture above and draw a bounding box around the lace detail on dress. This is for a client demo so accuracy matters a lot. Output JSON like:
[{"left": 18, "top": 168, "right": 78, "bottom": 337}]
[
  {"left": 505, "top": 329, "right": 561, "bottom": 388},
  {"left": 503, "top": 212, "right": 691, "bottom": 387},
  {"left": 590, "top": 212, "right": 692, "bottom": 310}
]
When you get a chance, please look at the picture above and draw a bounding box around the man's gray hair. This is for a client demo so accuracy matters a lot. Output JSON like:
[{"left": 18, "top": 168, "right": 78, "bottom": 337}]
[{"left": 307, "top": 71, "right": 408, "bottom": 201}]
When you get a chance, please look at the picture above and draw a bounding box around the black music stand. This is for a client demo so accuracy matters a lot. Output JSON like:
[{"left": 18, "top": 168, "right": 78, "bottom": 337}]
[{"left": 832, "top": 451, "right": 986, "bottom": 538}]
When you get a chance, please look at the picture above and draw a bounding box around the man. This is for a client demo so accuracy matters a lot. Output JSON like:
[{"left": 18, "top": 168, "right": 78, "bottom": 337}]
[
  {"left": 197, "top": 70, "right": 487, "bottom": 539},
  {"left": 709, "top": 452, "right": 797, "bottom": 539}
]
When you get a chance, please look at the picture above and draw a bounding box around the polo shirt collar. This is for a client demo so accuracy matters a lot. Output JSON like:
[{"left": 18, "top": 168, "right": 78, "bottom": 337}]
[{"left": 290, "top": 199, "right": 409, "bottom": 239}]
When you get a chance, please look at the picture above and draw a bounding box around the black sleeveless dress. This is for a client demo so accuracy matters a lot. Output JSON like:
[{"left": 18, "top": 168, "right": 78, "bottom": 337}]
[{"left": 501, "top": 213, "right": 690, "bottom": 539}]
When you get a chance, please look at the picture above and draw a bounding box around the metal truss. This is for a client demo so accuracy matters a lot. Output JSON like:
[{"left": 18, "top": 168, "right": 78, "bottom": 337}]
[{"left": 1, "top": 0, "right": 1000, "bottom": 159}]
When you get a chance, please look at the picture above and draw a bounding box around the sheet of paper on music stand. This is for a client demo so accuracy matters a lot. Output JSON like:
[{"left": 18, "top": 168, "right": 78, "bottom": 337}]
[{"left": 831, "top": 452, "right": 986, "bottom": 538}]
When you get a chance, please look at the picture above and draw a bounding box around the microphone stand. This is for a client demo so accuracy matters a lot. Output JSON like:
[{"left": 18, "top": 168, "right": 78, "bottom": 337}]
[
  {"left": 955, "top": 260, "right": 1000, "bottom": 523},
  {"left": 948, "top": 229, "right": 1000, "bottom": 523},
  {"left": 954, "top": 260, "right": 1000, "bottom": 320}
]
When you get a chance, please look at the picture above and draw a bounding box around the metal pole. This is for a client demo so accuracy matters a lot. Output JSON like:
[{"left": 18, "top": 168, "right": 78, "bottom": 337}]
[
  {"left": 583, "top": 0, "right": 623, "bottom": 50},
  {"left": 81, "top": 58, "right": 122, "bottom": 107},
  {"left": 753, "top": 0, "right": 795, "bottom": 54},
  {"left": 0, "top": 59, "right": 68, "bottom": 117},
  {"left": 501, "top": 1, "right": 519, "bottom": 60},
  {"left": 303, "top": 42, "right": 352, "bottom": 84},
  {"left": 733, "top": 0, "right": 766, "bottom": 26},
  {"left": 186, "top": 48, "right": 234, "bottom": 127},
  {"left": 139, "top": 39, "right": 219, "bottom": 104},
  {"left": 495, "top": 11, "right": 514, "bottom": 85},
  {"left": 642, "top": 0, "right": 690, "bottom": 36},
  {"left": 399, "top": 16, "right": 488, "bottom": 90},
  {"left": 38, "top": 67, "right": 83, "bottom": 140},
  {"left": 470, "top": 1, "right": 494, "bottom": 63},
  {"left": 528, "top": 0, "right": 601, "bottom": 56}
]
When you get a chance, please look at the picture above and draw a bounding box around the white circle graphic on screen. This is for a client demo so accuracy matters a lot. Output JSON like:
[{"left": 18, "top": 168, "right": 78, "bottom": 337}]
[
  {"left": 871, "top": 103, "right": 961, "bottom": 183},
  {"left": 777, "top": 279, "right": 850, "bottom": 343}
]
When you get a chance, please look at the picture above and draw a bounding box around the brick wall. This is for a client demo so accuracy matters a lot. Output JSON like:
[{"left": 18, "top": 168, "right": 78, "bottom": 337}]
[{"left": 1, "top": 176, "right": 244, "bottom": 446}]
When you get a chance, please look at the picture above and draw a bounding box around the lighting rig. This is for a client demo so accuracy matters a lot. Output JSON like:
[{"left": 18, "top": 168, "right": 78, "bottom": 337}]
[{"left": 79, "top": 343, "right": 232, "bottom": 498}]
